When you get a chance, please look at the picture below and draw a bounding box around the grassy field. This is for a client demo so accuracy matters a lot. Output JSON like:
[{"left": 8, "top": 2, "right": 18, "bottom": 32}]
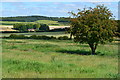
[
  {"left": 0, "top": 20, "right": 69, "bottom": 26},
  {"left": 0, "top": 21, "right": 34, "bottom": 25},
  {"left": 35, "top": 20, "right": 60, "bottom": 25},
  {"left": 2, "top": 38, "right": 119, "bottom": 78}
]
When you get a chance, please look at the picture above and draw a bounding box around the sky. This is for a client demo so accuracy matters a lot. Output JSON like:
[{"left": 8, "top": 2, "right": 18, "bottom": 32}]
[
  {"left": 0, "top": 0, "right": 119, "bottom": 20},
  {"left": 1, "top": 0, "right": 120, "bottom": 2}
]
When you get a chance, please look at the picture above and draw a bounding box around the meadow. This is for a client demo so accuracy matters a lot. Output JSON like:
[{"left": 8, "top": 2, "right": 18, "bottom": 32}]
[
  {"left": 1, "top": 19, "right": 119, "bottom": 78},
  {"left": 2, "top": 37, "right": 119, "bottom": 78},
  {"left": 0, "top": 21, "right": 34, "bottom": 25}
]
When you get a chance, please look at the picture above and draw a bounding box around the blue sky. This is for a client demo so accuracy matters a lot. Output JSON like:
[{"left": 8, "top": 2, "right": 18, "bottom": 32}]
[{"left": 1, "top": 2, "right": 119, "bottom": 20}]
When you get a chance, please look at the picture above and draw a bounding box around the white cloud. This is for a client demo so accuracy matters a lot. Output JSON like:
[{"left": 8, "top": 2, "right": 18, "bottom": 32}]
[
  {"left": 80, "top": 0, "right": 119, "bottom": 2},
  {"left": 1, "top": 0, "right": 45, "bottom": 2},
  {"left": 92, "top": 2, "right": 112, "bottom": 6},
  {"left": 65, "top": 4, "right": 76, "bottom": 6},
  {"left": 1, "top": 0, "right": 120, "bottom": 2}
]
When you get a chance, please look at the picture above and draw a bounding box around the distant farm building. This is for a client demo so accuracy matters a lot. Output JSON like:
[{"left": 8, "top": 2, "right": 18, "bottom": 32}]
[
  {"left": 28, "top": 29, "right": 35, "bottom": 32},
  {"left": 49, "top": 26, "right": 70, "bottom": 30}
]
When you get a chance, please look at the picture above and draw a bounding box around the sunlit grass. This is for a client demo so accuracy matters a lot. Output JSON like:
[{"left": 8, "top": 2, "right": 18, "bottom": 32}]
[
  {"left": 35, "top": 20, "right": 60, "bottom": 25},
  {"left": 2, "top": 39, "right": 119, "bottom": 78}
]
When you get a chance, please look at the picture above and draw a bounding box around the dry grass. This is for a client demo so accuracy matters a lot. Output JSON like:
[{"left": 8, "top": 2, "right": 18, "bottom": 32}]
[{"left": 0, "top": 25, "right": 16, "bottom": 31}]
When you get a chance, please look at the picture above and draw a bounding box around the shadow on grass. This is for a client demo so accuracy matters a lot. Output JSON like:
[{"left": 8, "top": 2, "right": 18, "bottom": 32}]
[
  {"left": 57, "top": 49, "right": 91, "bottom": 55},
  {"left": 57, "top": 49, "right": 106, "bottom": 56}
]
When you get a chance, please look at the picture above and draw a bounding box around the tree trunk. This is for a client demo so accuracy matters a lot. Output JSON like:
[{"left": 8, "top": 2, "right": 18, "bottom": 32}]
[
  {"left": 89, "top": 43, "right": 98, "bottom": 55},
  {"left": 91, "top": 47, "right": 96, "bottom": 55},
  {"left": 70, "top": 33, "right": 72, "bottom": 40}
]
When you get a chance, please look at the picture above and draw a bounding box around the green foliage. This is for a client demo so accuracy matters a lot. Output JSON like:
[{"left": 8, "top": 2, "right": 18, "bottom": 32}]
[
  {"left": 117, "top": 20, "right": 120, "bottom": 33},
  {"left": 116, "top": 20, "right": 120, "bottom": 37},
  {"left": 70, "top": 5, "right": 117, "bottom": 54},
  {"left": 33, "top": 23, "right": 40, "bottom": 31},
  {"left": 9, "top": 34, "right": 28, "bottom": 39},
  {"left": 39, "top": 24, "right": 49, "bottom": 31},
  {"left": 58, "top": 36, "right": 70, "bottom": 40},
  {"left": 13, "top": 23, "right": 49, "bottom": 32},
  {"left": 30, "top": 35, "right": 38, "bottom": 39},
  {"left": 37, "top": 35, "right": 52, "bottom": 40},
  {"left": 7, "top": 34, "right": 70, "bottom": 40},
  {"left": 50, "top": 36, "right": 56, "bottom": 39},
  {"left": 30, "top": 35, "right": 68, "bottom": 40}
]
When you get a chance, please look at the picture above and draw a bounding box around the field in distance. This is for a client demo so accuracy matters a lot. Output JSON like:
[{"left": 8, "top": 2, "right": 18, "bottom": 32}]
[
  {"left": 0, "top": 25, "right": 17, "bottom": 32},
  {"left": 0, "top": 20, "right": 70, "bottom": 33},
  {"left": 0, "top": 20, "right": 70, "bottom": 26}
]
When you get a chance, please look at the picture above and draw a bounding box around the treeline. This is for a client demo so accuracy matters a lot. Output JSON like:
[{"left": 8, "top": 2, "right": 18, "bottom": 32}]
[
  {"left": 3, "top": 34, "right": 70, "bottom": 40},
  {"left": 0, "top": 15, "right": 70, "bottom": 22},
  {"left": 13, "top": 23, "right": 49, "bottom": 32}
]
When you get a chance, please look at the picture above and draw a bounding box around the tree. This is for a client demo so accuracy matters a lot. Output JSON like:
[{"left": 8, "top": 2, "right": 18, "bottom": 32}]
[
  {"left": 69, "top": 5, "right": 117, "bottom": 55},
  {"left": 34, "top": 23, "right": 40, "bottom": 31},
  {"left": 67, "top": 28, "right": 74, "bottom": 40},
  {"left": 27, "top": 23, "right": 33, "bottom": 29},
  {"left": 39, "top": 24, "right": 49, "bottom": 31}
]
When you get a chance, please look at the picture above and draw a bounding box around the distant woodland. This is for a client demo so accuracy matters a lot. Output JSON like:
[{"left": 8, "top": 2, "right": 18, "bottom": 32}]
[{"left": 0, "top": 15, "right": 70, "bottom": 22}]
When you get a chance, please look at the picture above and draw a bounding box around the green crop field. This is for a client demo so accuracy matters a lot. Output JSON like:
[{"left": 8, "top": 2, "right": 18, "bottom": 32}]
[
  {"left": 2, "top": 38, "right": 119, "bottom": 78},
  {"left": 35, "top": 20, "right": 60, "bottom": 25},
  {"left": 0, "top": 21, "right": 34, "bottom": 25},
  {"left": 0, "top": 20, "right": 69, "bottom": 26}
]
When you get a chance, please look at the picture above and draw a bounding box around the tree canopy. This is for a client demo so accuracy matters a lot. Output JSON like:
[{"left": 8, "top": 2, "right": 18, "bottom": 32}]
[
  {"left": 69, "top": 5, "right": 117, "bottom": 55},
  {"left": 13, "top": 23, "right": 49, "bottom": 32}
]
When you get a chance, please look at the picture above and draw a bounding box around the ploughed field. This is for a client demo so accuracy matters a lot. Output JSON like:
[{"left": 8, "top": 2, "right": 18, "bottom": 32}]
[{"left": 2, "top": 38, "right": 119, "bottom": 78}]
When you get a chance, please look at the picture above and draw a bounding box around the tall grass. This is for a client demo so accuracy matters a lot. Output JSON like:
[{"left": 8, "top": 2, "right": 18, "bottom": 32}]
[{"left": 2, "top": 39, "right": 119, "bottom": 78}]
